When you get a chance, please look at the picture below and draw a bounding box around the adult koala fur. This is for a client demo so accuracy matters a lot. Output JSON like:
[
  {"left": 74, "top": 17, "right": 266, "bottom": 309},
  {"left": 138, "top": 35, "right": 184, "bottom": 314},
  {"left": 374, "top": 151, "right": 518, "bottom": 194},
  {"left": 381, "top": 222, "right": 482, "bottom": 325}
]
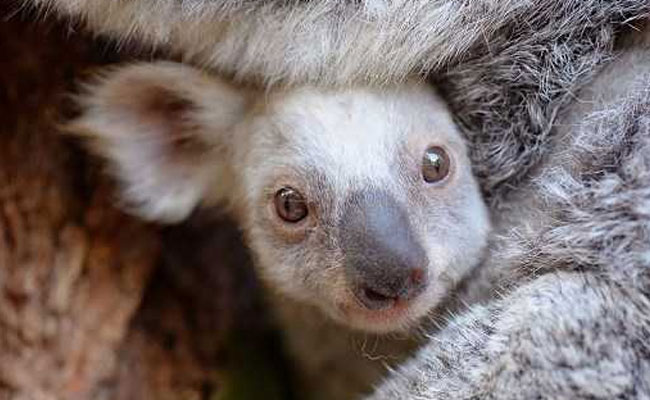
[
  {"left": 28, "top": 0, "right": 650, "bottom": 398},
  {"left": 25, "top": 1, "right": 647, "bottom": 87},
  {"left": 370, "top": 25, "right": 650, "bottom": 400}
]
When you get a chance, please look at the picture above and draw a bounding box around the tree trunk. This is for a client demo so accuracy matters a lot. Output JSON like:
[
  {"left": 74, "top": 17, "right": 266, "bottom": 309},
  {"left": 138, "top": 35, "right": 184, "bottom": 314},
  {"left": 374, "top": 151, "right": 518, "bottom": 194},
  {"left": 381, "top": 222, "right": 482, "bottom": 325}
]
[{"left": 0, "top": 8, "right": 292, "bottom": 400}]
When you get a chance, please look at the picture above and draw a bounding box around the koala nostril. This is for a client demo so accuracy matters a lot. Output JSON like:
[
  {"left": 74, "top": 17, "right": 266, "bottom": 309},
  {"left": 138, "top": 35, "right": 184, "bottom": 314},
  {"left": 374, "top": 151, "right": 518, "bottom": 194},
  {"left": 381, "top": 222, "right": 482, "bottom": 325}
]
[
  {"left": 364, "top": 287, "right": 394, "bottom": 302},
  {"left": 356, "top": 286, "right": 397, "bottom": 310},
  {"left": 354, "top": 267, "right": 429, "bottom": 310}
]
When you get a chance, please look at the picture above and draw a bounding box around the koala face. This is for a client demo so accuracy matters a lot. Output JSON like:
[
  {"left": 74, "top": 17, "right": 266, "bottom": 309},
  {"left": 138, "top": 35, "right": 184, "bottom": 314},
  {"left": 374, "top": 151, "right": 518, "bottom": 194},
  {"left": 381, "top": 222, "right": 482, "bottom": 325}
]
[
  {"left": 70, "top": 62, "right": 490, "bottom": 333},
  {"left": 236, "top": 86, "right": 490, "bottom": 332}
]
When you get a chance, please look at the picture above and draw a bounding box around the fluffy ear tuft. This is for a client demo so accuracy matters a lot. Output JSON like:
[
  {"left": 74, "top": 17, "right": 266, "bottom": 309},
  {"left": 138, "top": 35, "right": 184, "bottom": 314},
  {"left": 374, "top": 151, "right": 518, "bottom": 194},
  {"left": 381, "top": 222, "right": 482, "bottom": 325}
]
[{"left": 68, "top": 62, "right": 250, "bottom": 223}]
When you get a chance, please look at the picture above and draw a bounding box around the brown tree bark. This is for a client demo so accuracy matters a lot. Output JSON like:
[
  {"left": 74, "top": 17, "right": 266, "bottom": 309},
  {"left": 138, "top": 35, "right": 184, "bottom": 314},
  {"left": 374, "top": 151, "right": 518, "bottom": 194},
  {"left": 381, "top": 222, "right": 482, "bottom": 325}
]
[
  {"left": 0, "top": 9, "right": 160, "bottom": 399},
  {"left": 0, "top": 8, "right": 292, "bottom": 400}
]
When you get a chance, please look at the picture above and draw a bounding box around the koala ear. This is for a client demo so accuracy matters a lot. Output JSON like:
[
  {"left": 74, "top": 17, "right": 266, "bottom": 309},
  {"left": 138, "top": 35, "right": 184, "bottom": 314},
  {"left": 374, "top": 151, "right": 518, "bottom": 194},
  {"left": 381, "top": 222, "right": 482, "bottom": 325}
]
[{"left": 68, "top": 61, "right": 250, "bottom": 223}]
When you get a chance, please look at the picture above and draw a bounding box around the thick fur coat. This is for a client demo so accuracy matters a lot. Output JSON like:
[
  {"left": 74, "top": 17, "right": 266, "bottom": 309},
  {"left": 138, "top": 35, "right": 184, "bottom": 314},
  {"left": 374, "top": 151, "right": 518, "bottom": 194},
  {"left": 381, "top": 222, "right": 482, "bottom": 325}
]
[
  {"left": 370, "top": 33, "right": 650, "bottom": 398},
  {"left": 26, "top": 1, "right": 648, "bottom": 87},
  {"left": 367, "top": 4, "right": 650, "bottom": 398},
  {"left": 26, "top": 0, "right": 650, "bottom": 398}
]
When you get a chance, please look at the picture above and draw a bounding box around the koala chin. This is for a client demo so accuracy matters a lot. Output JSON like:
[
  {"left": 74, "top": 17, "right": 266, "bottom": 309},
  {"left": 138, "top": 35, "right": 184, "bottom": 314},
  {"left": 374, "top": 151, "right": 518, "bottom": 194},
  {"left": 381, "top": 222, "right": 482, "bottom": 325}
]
[{"left": 69, "top": 61, "right": 491, "bottom": 333}]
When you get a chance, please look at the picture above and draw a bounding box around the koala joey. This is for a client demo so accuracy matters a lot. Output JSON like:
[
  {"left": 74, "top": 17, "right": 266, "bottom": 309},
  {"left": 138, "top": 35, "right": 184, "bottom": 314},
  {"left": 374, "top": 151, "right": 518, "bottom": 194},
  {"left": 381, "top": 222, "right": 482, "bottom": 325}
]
[{"left": 70, "top": 61, "right": 491, "bottom": 335}]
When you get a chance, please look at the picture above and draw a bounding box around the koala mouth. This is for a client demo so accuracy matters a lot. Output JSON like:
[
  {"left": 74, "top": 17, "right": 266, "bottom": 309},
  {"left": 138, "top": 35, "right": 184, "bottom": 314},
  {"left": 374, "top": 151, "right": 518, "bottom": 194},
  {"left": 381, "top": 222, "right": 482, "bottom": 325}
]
[
  {"left": 340, "top": 296, "right": 421, "bottom": 333},
  {"left": 337, "top": 276, "right": 429, "bottom": 333}
]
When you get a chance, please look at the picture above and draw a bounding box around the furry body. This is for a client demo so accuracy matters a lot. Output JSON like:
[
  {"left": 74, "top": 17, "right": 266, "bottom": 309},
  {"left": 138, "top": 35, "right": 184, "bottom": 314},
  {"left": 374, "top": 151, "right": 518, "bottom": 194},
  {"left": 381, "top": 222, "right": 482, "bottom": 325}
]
[
  {"left": 365, "top": 4, "right": 650, "bottom": 398},
  {"left": 370, "top": 30, "right": 650, "bottom": 397},
  {"left": 22, "top": 1, "right": 646, "bottom": 88},
  {"left": 22, "top": 0, "right": 542, "bottom": 85}
]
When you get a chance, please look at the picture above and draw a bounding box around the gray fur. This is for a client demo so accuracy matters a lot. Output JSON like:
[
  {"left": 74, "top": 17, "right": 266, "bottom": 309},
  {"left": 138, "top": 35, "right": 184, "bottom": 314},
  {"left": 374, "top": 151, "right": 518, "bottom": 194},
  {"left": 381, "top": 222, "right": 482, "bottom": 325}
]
[
  {"left": 434, "top": 2, "right": 650, "bottom": 202},
  {"left": 369, "top": 18, "right": 650, "bottom": 400},
  {"left": 23, "top": 0, "right": 536, "bottom": 85},
  {"left": 25, "top": 0, "right": 647, "bottom": 88}
]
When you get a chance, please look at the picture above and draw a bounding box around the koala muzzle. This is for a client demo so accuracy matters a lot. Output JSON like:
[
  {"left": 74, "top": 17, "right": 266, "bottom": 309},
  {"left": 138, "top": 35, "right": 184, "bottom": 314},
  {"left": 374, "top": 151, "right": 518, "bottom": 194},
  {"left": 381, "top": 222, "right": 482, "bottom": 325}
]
[{"left": 340, "top": 190, "right": 429, "bottom": 311}]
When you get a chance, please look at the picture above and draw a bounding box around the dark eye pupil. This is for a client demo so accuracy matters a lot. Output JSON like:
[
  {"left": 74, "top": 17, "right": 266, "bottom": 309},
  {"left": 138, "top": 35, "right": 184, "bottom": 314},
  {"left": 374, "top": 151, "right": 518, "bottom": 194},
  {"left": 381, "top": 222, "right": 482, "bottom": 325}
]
[
  {"left": 274, "top": 187, "right": 308, "bottom": 222},
  {"left": 422, "top": 146, "right": 450, "bottom": 183}
]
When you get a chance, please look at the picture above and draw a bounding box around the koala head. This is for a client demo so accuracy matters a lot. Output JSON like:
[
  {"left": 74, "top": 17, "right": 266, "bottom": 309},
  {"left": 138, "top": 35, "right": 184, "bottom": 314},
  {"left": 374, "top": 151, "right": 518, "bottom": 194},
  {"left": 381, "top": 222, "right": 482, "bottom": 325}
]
[{"left": 70, "top": 62, "right": 490, "bottom": 333}]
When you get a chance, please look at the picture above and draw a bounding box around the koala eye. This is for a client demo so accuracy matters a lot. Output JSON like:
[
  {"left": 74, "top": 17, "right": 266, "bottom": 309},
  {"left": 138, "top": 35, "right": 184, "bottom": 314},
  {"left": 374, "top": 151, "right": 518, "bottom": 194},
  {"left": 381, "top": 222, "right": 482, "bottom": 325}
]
[
  {"left": 274, "top": 187, "right": 308, "bottom": 223},
  {"left": 422, "top": 146, "right": 450, "bottom": 183}
]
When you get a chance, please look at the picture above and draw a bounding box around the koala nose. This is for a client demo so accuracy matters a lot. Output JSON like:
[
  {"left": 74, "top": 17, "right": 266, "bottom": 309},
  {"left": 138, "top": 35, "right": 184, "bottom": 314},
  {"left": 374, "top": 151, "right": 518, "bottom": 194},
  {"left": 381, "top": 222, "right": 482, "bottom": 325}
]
[{"left": 339, "top": 190, "right": 429, "bottom": 310}]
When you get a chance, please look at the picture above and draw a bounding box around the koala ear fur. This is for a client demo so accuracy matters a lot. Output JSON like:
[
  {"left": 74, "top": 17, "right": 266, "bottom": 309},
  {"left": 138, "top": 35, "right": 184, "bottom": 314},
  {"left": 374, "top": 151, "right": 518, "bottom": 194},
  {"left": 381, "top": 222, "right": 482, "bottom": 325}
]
[{"left": 68, "top": 61, "right": 250, "bottom": 223}]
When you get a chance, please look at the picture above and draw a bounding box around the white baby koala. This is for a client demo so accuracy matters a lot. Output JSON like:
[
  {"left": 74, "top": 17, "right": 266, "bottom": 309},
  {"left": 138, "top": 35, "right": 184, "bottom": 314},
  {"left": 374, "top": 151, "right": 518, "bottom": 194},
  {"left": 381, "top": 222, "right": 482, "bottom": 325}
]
[{"left": 71, "top": 61, "right": 490, "bottom": 336}]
